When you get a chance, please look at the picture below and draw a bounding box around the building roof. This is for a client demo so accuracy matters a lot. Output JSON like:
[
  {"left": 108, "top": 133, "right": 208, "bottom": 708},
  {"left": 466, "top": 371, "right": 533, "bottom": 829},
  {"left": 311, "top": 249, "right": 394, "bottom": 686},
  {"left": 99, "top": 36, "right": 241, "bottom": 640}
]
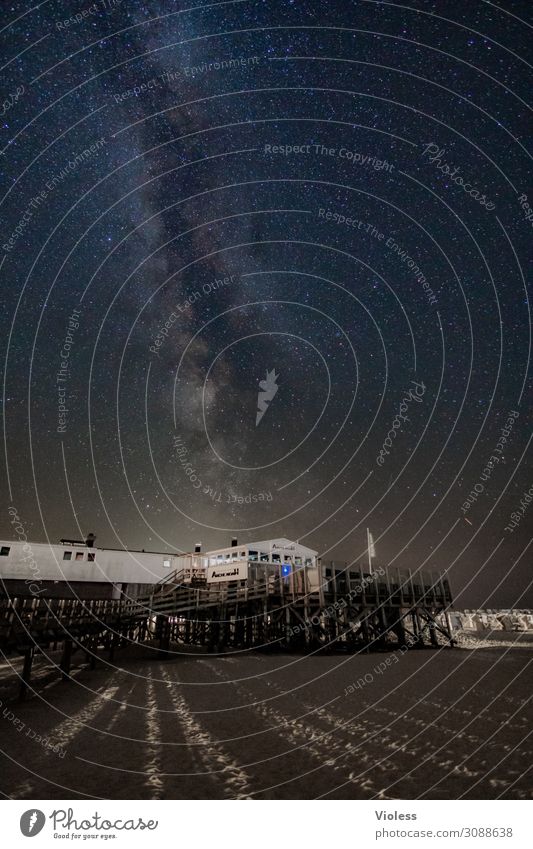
[{"left": 205, "top": 538, "right": 318, "bottom": 557}]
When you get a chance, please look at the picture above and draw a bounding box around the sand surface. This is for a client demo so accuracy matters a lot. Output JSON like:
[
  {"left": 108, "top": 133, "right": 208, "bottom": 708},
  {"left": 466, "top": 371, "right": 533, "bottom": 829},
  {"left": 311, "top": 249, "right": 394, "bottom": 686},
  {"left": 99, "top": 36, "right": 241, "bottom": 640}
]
[{"left": 0, "top": 641, "right": 531, "bottom": 800}]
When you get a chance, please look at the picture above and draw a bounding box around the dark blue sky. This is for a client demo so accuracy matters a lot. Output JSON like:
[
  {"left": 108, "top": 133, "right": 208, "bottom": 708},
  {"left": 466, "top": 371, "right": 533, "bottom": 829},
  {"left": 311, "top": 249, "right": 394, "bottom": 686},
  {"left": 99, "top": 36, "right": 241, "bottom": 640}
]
[{"left": 1, "top": 0, "right": 532, "bottom": 606}]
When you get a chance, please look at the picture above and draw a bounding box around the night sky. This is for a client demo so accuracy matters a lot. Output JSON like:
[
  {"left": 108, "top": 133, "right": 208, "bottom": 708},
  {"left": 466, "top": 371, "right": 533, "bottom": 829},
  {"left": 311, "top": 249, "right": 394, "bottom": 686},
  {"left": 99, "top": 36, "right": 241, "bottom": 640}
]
[{"left": 1, "top": 0, "right": 531, "bottom": 607}]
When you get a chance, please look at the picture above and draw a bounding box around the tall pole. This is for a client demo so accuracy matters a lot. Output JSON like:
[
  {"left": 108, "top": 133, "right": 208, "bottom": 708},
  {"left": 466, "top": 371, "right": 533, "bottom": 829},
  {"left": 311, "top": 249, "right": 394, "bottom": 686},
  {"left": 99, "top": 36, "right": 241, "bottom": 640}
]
[{"left": 367, "top": 528, "right": 373, "bottom": 575}]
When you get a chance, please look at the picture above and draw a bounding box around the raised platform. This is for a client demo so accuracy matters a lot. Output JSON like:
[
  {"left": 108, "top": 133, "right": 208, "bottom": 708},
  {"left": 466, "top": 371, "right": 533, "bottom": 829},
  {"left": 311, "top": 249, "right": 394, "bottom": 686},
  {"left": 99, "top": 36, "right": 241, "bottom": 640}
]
[{"left": 0, "top": 565, "right": 454, "bottom": 699}]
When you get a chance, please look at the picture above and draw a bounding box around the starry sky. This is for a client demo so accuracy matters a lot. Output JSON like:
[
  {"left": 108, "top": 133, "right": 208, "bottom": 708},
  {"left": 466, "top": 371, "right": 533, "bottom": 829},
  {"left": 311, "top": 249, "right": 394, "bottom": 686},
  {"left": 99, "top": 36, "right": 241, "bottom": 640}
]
[{"left": 0, "top": 0, "right": 531, "bottom": 607}]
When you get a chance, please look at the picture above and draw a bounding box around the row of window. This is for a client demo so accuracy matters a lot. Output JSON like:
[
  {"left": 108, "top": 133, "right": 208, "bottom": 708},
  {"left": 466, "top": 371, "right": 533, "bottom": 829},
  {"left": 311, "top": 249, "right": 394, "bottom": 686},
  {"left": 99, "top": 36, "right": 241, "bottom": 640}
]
[
  {"left": 0, "top": 545, "right": 95, "bottom": 562},
  {"left": 208, "top": 550, "right": 313, "bottom": 566},
  {"left": 248, "top": 551, "right": 313, "bottom": 567},
  {"left": 63, "top": 550, "right": 95, "bottom": 561},
  {"left": 210, "top": 551, "right": 247, "bottom": 563}
]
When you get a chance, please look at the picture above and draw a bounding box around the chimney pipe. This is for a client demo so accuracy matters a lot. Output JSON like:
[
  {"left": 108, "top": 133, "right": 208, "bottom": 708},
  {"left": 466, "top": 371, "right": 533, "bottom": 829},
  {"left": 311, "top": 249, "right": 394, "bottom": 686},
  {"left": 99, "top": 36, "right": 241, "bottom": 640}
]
[
  {"left": 194, "top": 543, "right": 202, "bottom": 553},
  {"left": 231, "top": 537, "right": 238, "bottom": 548},
  {"left": 86, "top": 533, "right": 96, "bottom": 548}
]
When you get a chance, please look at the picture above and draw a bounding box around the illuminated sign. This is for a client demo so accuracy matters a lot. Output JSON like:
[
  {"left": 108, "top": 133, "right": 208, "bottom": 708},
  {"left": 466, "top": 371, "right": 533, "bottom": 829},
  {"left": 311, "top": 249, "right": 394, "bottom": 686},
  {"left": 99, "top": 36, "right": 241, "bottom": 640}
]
[{"left": 207, "top": 562, "right": 248, "bottom": 583}]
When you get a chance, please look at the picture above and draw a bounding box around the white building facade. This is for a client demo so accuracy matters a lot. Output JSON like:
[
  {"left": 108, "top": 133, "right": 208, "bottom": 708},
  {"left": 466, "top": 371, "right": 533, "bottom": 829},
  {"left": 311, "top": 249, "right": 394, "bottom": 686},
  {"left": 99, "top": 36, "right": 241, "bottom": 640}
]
[
  {"left": 0, "top": 537, "right": 177, "bottom": 599},
  {"left": 0, "top": 536, "right": 320, "bottom": 599},
  {"left": 202, "top": 538, "right": 320, "bottom": 594}
]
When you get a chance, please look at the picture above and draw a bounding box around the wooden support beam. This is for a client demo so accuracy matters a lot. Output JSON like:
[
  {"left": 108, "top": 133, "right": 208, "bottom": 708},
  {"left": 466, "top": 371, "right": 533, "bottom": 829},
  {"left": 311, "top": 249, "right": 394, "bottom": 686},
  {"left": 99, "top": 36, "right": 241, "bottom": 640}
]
[
  {"left": 88, "top": 637, "right": 97, "bottom": 669},
  {"left": 19, "top": 647, "right": 34, "bottom": 701},
  {"left": 428, "top": 618, "right": 439, "bottom": 648},
  {"left": 157, "top": 616, "right": 170, "bottom": 658},
  {"left": 60, "top": 639, "right": 73, "bottom": 681},
  {"left": 108, "top": 632, "right": 116, "bottom": 662}
]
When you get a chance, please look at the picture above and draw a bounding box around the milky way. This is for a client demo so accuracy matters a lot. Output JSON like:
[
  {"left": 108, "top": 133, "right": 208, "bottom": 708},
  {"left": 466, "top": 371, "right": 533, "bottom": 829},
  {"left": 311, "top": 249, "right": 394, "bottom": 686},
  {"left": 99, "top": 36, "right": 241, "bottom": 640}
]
[{"left": 1, "top": 0, "right": 531, "bottom": 606}]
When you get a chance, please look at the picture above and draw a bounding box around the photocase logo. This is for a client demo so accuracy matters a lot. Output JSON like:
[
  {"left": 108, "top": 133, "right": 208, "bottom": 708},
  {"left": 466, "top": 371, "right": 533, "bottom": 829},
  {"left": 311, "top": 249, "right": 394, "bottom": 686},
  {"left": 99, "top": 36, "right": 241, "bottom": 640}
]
[
  {"left": 256, "top": 368, "right": 279, "bottom": 425},
  {"left": 20, "top": 810, "right": 46, "bottom": 837}
]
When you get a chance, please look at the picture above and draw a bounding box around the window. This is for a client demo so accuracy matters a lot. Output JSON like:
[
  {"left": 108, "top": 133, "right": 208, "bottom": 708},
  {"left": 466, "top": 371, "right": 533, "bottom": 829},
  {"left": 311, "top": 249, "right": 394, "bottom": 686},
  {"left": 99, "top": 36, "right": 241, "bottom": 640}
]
[
  {"left": 88, "top": 552, "right": 95, "bottom": 562},
  {"left": 271, "top": 554, "right": 281, "bottom": 563},
  {"left": 260, "top": 552, "right": 269, "bottom": 562},
  {"left": 0, "top": 546, "right": 10, "bottom": 556},
  {"left": 248, "top": 550, "right": 258, "bottom": 561},
  {"left": 325, "top": 568, "right": 332, "bottom": 577},
  {"left": 295, "top": 557, "right": 302, "bottom": 566},
  {"left": 232, "top": 551, "right": 238, "bottom": 559},
  {"left": 217, "top": 554, "right": 223, "bottom": 561},
  {"left": 240, "top": 551, "right": 246, "bottom": 558},
  {"left": 75, "top": 552, "right": 84, "bottom": 561},
  {"left": 305, "top": 558, "right": 312, "bottom": 566},
  {"left": 63, "top": 551, "right": 72, "bottom": 560},
  {"left": 163, "top": 559, "right": 171, "bottom": 569}
]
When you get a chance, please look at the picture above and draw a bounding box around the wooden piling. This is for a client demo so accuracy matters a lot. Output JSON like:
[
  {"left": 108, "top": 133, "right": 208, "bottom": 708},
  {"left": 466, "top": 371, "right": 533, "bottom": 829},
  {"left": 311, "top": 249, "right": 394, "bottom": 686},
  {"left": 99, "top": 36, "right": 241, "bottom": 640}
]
[
  {"left": 19, "top": 647, "right": 34, "bottom": 701},
  {"left": 60, "top": 639, "right": 73, "bottom": 680}
]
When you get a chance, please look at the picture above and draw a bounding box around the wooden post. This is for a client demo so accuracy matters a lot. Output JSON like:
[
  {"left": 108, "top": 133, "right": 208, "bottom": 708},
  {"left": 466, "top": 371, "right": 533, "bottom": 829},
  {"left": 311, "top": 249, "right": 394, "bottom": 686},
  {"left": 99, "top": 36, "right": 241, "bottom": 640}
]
[
  {"left": 361, "top": 612, "right": 370, "bottom": 651},
  {"left": 444, "top": 609, "right": 455, "bottom": 646},
  {"left": 108, "top": 632, "right": 116, "bottom": 662},
  {"left": 19, "top": 647, "right": 34, "bottom": 701},
  {"left": 88, "top": 637, "right": 97, "bottom": 669},
  {"left": 263, "top": 597, "right": 268, "bottom": 647},
  {"left": 303, "top": 574, "right": 310, "bottom": 650},
  {"left": 218, "top": 604, "right": 226, "bottom": 652},
  {"left": 157, "top": 616, "right": 170, "bottom": 657},
  {"left": 285, "top": 604, "right": 292, "bottom": 648},
  {"left": 428, "top": 617, "right": 439, "bottom": 648},
  {"left": 60, "top": 639, "right": 73, "bottom": 680}
]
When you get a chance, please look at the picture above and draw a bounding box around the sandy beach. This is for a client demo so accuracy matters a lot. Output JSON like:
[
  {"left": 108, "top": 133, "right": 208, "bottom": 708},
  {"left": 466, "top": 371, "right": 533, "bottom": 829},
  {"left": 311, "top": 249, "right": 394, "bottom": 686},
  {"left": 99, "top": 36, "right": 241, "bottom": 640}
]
[{"left": 0, "top": 638, "right": 531, "bottom": 801}]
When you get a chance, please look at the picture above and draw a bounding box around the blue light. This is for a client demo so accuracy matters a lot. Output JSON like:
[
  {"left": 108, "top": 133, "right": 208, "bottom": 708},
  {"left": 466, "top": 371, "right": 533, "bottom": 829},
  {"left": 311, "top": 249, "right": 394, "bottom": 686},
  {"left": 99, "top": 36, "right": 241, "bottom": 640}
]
[{"left": 281, "top": 564, "right": 291, "bottom": 577}]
